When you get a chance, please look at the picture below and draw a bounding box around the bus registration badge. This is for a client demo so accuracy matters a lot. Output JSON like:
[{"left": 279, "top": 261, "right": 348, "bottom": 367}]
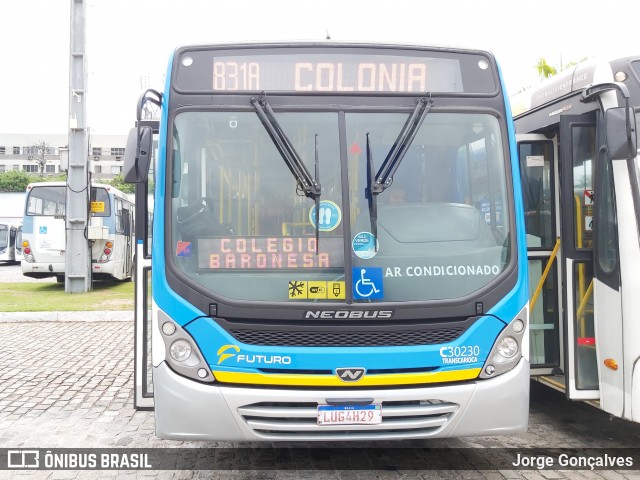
[{"left": 317, "top": 404, "right": 382, "bottom": 425}]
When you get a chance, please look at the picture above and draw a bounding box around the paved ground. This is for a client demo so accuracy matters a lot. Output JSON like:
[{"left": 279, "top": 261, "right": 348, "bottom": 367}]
[{"left": 1, "top": 263, "right": 640, "bottom": 479}]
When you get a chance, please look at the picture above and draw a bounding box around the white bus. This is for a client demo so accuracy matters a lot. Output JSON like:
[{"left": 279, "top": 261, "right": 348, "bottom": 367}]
[
  {"left": 0, "top": 222, "right": 19, "bottom": 263},
  {"left": 21, "top": 181, "right": 135, "bottom": 281},
  {"left": 512, "top": 55, "right": 640, "bottom": 423}
]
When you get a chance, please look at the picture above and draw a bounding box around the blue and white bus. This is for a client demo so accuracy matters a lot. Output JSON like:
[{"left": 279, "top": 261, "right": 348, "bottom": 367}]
[
  {"left": 125, "top": 42, "right": 529, "bottom": 440},
  {"left": 21, "top": 181, "right": 135, "bottom": 282},
  {"left": 512, "top": 55, "right": 640, "bottom": 423}
]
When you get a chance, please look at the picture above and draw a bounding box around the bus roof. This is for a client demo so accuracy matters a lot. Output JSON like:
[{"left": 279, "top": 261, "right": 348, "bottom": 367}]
[
  {"left": 172, "top": 40, "right": 495, "bottom": 56},
  {"left": 511, "top": 54, "right": 640, "bottom": 117},
  {"left": 25, "top": 182, "right": 133, "bottom": 202}
]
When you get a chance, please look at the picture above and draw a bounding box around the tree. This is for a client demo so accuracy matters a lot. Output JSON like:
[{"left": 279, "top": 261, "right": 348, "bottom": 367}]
[
  {"left": 105, "top": 173, "right": 135, "bottom": 194},
  {"left": 536, "top": 58, "right": 557, "bottom": 80},
  {"left": 0, "top": 171, "right": 67, "bottom": 192},
  {"left": 0, "top": 171, "right": 34, "bottom": 192},
  {"left": 27, "top": 141, "right": 50, "bottom": 176}
]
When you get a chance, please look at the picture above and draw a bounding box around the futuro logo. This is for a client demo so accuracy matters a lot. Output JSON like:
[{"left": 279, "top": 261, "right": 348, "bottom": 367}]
[{"left": 217, "top": 344, "right": 240, "bottom": 364}]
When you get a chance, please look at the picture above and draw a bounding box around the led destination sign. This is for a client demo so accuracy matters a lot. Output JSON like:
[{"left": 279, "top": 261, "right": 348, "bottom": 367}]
[
  {"left": 210, "top": 56, "right": 460, "bottom": 93},
  {"left": 198, "top": 237, "right": 344, "bottom": 270},
  {"left": 174, "top": 48, "right": 497, "bottom": 94}
]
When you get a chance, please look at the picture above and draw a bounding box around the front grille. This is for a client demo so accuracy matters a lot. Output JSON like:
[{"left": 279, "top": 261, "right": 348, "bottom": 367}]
[
  {"left": 229, "top": 327, "right": 465, "bottom": 347},
  {"left": 238, "top": 399, "right": 459, "bottom": 440}
]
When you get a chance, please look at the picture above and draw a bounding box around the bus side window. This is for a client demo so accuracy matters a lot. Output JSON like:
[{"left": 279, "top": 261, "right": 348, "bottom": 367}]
[
  {"left": 122, "top": 208, "right": 131, "bottom": 237},
  {"left": 115, "top": 198, "right": 124, "bottom": 234}
]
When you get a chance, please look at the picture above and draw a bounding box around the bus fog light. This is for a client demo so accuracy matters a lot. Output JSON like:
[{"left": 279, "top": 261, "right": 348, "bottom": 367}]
[
  {"left": 485, "top": 365, "right": 495, "bottom": 376},
  {"left": 497, "top": 336, "right": 518, "bottom": 358},
  {"left": 197, "top": 368, "right": 208, "bottom": 378},
  {"left": 162, "top": 322, "right": 177, "bottom": 336},
  {"left": 512, "top": 319, "right": 524, "bottom": 333},
  {"left": 170, "top": 339, "right": 192, "bottom": 362}
]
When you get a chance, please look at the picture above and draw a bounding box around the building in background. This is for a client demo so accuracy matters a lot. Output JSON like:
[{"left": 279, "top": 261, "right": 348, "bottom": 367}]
[{"left": 0, "top": 133, "right": 127, "bottom": 180}]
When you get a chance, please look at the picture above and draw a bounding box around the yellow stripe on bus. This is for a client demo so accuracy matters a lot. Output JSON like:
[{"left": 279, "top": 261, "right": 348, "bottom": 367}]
[{"left": 212, "top": 368, "right": 481, "bottom": 387}]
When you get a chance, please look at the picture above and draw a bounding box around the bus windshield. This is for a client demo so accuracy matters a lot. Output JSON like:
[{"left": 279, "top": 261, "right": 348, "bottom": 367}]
[
  {"left": 26, "top": 185, "right": 111, "bottom": 218},
  {"left": 0, "top": 224, "right": 8, "bottom": 249},
  {"left": 170, "top": 109, "right": 511, "bottom": 303},
  {"left": 26, "top": 186, "right": 66, "bottom": 216}
]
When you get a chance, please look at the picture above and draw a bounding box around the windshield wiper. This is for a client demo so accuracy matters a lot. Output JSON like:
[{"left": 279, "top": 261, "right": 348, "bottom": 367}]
[
  {"left": 365, "top": 94, "right": 433, "bottom": 245},
  {"left": 251, "top": 93, "right": 322, "bottom": 252},
  {"left": 313, "top": 134, "right": 320, "bottom": 253},
  {"left": 373, "top": 94, "right": 433, "bottom": 194},
  {"left": 364, "top": 133, "right": 379, "bottom": 249}
]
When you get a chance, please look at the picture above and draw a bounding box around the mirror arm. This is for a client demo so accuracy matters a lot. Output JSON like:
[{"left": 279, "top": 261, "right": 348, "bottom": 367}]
[{"left": 581, "top": 82, "right": 636, "bottom": 159}]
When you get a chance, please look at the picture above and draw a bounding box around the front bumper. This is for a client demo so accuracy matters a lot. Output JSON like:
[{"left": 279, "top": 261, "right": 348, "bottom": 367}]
[{"left": 154, "top": 357, "right": 529, "bottom": 441}]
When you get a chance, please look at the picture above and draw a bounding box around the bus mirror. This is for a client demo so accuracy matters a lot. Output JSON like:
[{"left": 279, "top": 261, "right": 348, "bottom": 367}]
[
  {"left": 124, "top": 126, "right": 153, "bottom": 183},
  {"left": 605, "top": 106, "right": 637, "bottom": 160}
]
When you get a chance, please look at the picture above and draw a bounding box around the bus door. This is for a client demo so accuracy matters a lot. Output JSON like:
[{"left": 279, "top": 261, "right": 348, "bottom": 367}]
[
  {"left": 517, "top": 134, "right": 561, "bottom": 376},
  {"left": 559, "top": 112, "right": 623, "bottom": 414},
  {"left": 122, "top": 205, "right": 133, "bottom": 277}
]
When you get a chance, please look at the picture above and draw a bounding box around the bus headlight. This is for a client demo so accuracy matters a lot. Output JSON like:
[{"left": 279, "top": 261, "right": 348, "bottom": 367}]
[
  {"left": 479, "top": 305, "right": 528, "bottom": 379},
  {"left": 497, "top": 337, "right": 518, "bottom": 358},
  {"left": 512, "top": 319, "right": 524, "bottom": 333},
  {"left": 170, "top": 339, "right": 192, "bottom": 362},
  {"left": 162, "top": 322, "right": 177, "bottom": 336},
  {"left": 158, "top": 309, "right": 215, "bottom": 383}
]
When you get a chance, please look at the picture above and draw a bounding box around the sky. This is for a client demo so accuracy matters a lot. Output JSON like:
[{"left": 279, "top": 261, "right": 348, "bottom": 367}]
[{"left": 1, "top": 0, "right": 639, "bottom": 135}]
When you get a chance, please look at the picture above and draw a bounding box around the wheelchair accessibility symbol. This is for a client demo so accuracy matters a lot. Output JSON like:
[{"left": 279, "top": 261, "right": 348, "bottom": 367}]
[{"left": 353, "top": 267, "right": 383, "bottom": 300}]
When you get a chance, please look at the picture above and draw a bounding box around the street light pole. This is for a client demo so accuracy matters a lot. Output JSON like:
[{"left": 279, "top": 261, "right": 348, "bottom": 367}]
[{"left": 65, "top": 0, "right": 91, "bottom": 293}]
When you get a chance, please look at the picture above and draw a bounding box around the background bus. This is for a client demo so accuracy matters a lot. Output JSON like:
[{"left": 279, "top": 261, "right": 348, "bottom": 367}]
[
  {"left": 125, "top": 42, "right": 529, "bottom": 440},
  {"left": 0, "top": 222, "right": 19, "bottom": 263},
  {"left": 15, "top": 224, "right": 23, "bottom": 262},
  {"left": 21, "top": 181, "right": 135, "bottom": 282},
  {"left": 512, "top": 55, "right": 640, "bottom": 423}
]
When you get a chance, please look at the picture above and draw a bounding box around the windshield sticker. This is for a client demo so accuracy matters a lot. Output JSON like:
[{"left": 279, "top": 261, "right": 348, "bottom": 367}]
[
  {"left": 90, "top": 201, "right": 105, "bottom": 213},
  {"left": 176, "top": 241, "right": 192, "bottom": 258},
  {"left": 199, "top": 237, "right": 344, "bottom": 269},
  {"left": 352, "top": 232, "right": 378, "bottom": 259},
  {"left": 353, "top": 267, "right": 384, "bottom": 300},
  {"left": 309, "top": 200, "right": 342, "bottom": 232},
  {"left": 288, "top": 280, "right": 346, "bottom": 300}
]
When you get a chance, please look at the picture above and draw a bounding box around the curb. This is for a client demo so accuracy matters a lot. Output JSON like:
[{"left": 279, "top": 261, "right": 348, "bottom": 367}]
[{"left": 0, "top": 310, "right": 133, "bottom": 323}]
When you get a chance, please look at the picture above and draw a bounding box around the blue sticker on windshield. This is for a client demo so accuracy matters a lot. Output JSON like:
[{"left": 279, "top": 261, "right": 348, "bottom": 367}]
[
  {"left": 352, "top": 232, "right": 378, "bottom": 259},
  {"left": 309, "top": 200, "right": 342, "bottom": 232},
  {"left": 353, "top": 267, "right": 384, "bottom": 299}
]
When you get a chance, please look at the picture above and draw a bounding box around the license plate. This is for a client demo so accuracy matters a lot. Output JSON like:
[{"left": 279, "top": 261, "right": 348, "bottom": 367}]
[{"left": 317, "top": 404, "right": 382, "bottom": 425}]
